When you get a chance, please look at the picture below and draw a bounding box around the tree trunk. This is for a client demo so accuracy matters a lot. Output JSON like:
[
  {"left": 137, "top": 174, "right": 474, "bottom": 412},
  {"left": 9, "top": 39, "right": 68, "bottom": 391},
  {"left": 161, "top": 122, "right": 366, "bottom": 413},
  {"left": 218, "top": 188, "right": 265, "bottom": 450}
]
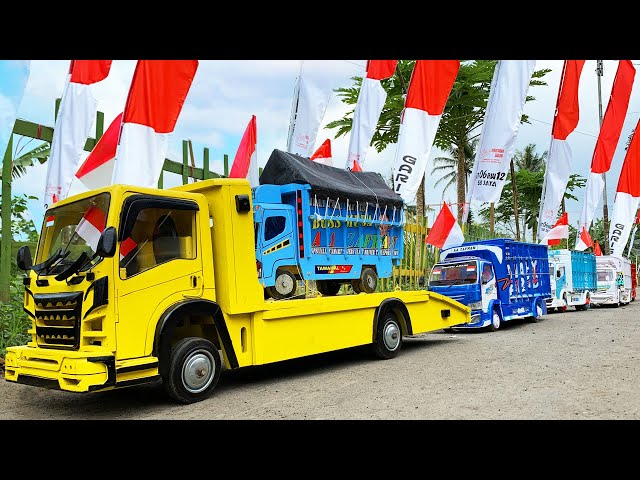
[
  {"left": 457, "top": 144, "right": 466, "bottom": 223},
  {"left": 510, "top": 159, "right": 520, "bottom": 241}
]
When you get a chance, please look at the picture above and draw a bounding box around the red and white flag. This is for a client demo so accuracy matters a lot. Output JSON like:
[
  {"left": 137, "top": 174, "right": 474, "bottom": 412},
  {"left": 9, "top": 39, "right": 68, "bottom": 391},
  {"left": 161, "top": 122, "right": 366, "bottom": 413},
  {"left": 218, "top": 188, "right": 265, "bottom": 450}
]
[
  {"left": 608, "top": 119, "right": 640, "bottom": 255},
  {"left": 578, "top": 225, "right": 594, "bottom": 250},
  {"left": 464, "top": 60, "right": 536, "bottom": 222},
  {"left": 111, "top": 60, "right": 198, "bottom": 188},
  {"left": 310, "top": 138, "right": 332, "bottom": 166},
  {"left": 539, "top": 211, "right": 569, "bottom": 246},
  {"left": 75, "top": 112, "right": 123, "bottom": 190},
  {"left": 44, "top": 60, "right": 112, "bottom": 208},
  {"left": 76, "top": 204, "right": 137, "bottom": 260},
  {"left": 75, "top": 205, "right": 107, "bottom": 252},
  {"left": 594, "top": 240, "right": 603, "bottom": 256},
  {"left": 392, "top": 60, "right": 460, "bottom": 204},
  {"left": 537, "top": 60, "right": 585, "bottom": 241},
  {"left": 229, "top": 115, "right": 259, "bottom": 188},
  {"left": 576, "top": 60, "right": 635, "bottom": 251},
  {"left": 345, "top": 60, "right": 397, "bottom": 170},
  {"left": 286, "top": 67, "right": 331, "bottom": 158},
  {"left": 425, "top": 202, "right": 465, "bottom": 250}
]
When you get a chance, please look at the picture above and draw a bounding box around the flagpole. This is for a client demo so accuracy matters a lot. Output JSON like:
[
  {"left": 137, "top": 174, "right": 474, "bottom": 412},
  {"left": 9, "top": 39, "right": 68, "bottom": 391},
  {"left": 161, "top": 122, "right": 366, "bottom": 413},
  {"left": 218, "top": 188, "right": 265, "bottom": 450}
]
[
  {"left": 597, "top": 60, "right": 611, "bottom": 255},
  {"left": 627, "top": 225, "right": 637, "bottom": 258}
]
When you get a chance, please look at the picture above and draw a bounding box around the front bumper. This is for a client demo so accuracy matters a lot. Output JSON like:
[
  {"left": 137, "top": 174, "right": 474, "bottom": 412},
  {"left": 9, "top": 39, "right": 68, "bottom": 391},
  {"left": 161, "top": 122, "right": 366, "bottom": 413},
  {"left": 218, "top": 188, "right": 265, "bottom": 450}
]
[
  {"left": 4, "top": 345, "right": 116, "bottom": 393},
  {"left": 450, "top": 312, "right": 488, "bottom": 329}
]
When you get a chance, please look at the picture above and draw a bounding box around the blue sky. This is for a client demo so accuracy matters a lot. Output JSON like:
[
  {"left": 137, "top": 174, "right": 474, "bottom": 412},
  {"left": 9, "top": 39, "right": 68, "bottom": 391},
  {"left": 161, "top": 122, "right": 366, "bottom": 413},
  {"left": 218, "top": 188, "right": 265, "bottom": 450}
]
[{"left": 3, "top": 59, "right": 640, "bottom": 238}]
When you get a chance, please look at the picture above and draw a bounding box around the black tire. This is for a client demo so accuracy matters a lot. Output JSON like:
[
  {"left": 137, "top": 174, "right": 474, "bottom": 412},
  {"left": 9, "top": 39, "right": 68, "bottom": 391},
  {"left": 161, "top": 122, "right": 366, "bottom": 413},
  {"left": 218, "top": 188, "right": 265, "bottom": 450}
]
[
  {"left": 266, "top": 269, "right": 297, "bottom": 300},
  {"left": 164, "top": 337, "right": 222, "bottom": 405},
  {"left": 356, "top": 268, "right": 378, "bottom": 294},
  {"left": 317, "top": 280, "right": 342, "bottom": 296},
  {"left": 351, "top": 279, "right": 362, "bottom": 294},
  {"left": 372, "top": 311, "right": 402, "bottom": 359}
]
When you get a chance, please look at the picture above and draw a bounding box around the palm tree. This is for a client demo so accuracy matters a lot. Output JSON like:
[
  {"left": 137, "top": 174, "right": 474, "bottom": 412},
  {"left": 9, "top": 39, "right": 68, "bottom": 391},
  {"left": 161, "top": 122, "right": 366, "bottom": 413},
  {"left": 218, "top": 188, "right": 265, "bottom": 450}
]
[
  {"left": 431, "top": 137, "right": 478, "bottom": 200},
  {"left": 0, "top": 137, "right": 50, "bottom": 181},
  {"left": 513, "top": 143, "right": 546, "bottom": 172}
]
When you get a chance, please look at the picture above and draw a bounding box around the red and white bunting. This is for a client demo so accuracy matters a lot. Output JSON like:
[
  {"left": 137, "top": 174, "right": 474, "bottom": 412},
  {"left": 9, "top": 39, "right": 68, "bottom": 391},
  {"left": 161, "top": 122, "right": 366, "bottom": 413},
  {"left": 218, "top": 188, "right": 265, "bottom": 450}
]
[
  {"left": 75, "top": 112, "right": 123, "bottom": 190},
  {"left": 391, "top": 60, "right": 460, "bottom": 204},
  {"left": 576, "top": 60, "right": 636, "bottom": 251},
  {"left": 44, "top": 60, "right": 112, "bottom": 209},
  {"left": 345, "top": 60, "right": 397, "bottom": 170},
  {"left": 229, "top": 115, "right": 259, "bottom": 188},
  {"left": 608, "top": 120, "right": 640, "bottom": 255},
  {"left": 537, "top": 60, "right": 585, "bottom": 241},
  {"left": 310, "top": 138, "right": 332, "bottom": 166},
  {"left": 111, "top": 60, "right": 198, "bottom": 188},
  {"left": 425, "top": 202, "right": 465, "bottom": 250}
]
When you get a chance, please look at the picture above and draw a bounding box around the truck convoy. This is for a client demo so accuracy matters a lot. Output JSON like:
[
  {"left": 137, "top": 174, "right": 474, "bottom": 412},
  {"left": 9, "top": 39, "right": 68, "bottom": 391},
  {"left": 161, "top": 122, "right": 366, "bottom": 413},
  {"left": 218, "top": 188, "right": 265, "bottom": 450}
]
[
  {"left": 427, "top": 239, "right": 551, "bottom": 331},
  {"left": 547, "top": 249, "right": 597, "bottom": 312},
  {"left": 5, "top": 164, "right": 470, "bottom": 404},
  {"left": 591, "top": 254, "right": 632, "bottom": 307},
  {"left": 253, "top": 150, "right": 403, "bottom": 299}
]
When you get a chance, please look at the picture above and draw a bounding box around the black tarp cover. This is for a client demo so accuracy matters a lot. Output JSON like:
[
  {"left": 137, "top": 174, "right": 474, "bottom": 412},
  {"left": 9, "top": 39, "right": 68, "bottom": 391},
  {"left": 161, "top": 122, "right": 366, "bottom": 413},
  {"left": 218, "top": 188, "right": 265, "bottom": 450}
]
[{"left": 259, "top": 149, "right": 404, "bottom": 209}]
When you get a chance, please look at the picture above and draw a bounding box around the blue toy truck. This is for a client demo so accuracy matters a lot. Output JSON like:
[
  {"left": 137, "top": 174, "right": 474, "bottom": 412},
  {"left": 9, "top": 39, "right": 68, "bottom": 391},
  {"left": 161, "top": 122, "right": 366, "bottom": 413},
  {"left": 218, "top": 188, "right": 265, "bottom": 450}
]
[
  {"left": 254, "top": 149, "right": 404, "bottom": 299},
  {"left": 547, "top": 249, "right": 597, "bottom": 312},
  {"left": 427, "top": 239, "right": 551, "bottom": 331}
]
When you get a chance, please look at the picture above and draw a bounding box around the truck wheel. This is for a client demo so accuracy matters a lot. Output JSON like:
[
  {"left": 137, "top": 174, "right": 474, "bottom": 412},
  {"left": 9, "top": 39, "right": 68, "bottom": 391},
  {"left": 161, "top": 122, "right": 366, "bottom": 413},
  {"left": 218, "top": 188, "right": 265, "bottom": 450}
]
[
  {"left": 528, "top": 299, "right": 543, "bottom": 322},
  {"left": 317, "top": 280, "right": 342, "bottom": 296},
  {"left": 372, "top": 311, "right": 402, "bottom": 359},
  {"left": 164, "top": 337, "right": 222, "bottom": 405},
  {"left": 350, "top": 280, "right": 362, "bottom": 294},
  {"left": 486, "top": 310, "right": 501, "bottom": 332},
  {"left": 357, "top": 268, "right": 378, "bottom": 294},
  {"left": 266, "top": 270, "right": 297, "bottom": 300}
]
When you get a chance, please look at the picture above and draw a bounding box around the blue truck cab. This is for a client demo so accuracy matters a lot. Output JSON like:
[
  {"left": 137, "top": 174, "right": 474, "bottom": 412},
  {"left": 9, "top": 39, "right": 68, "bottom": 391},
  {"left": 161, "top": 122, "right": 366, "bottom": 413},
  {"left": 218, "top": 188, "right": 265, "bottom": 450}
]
[
  {"left": 427, "top": 239, "right": 551, "bottom": 331},
  {"left": 254, "top": 149, "right": 404, "bottom": 299}
]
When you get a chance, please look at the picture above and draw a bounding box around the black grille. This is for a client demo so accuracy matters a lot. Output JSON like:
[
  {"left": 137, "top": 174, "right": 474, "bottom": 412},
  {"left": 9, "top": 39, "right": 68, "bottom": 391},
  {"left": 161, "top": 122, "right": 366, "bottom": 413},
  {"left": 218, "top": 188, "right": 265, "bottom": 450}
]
[{"left": 34, "top": 292, "right": 83, "bottom": 350}]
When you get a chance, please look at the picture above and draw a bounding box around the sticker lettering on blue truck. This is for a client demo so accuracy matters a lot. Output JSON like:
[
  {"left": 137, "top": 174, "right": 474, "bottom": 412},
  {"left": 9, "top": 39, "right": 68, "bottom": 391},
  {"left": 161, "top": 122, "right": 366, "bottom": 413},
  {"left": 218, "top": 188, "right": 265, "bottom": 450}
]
[{"left": 315, "top": 265, "right": 353, "bottom": 274}]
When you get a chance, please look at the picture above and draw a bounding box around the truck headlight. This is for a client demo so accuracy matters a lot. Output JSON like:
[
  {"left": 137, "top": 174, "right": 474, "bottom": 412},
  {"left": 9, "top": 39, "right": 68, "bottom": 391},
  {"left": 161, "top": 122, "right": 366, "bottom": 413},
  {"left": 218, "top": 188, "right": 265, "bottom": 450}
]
[{"left": 468, "top": 301, "right": 482, "bottom": 310}]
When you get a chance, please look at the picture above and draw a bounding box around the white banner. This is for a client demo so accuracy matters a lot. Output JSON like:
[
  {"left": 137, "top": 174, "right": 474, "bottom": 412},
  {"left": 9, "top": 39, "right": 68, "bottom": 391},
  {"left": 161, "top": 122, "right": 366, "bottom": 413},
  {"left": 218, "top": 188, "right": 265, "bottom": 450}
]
[
  {"left": 575, "top": 171, "right": 605, "bottom": 250},
  {"left": 538, "top": 138, "right": 573, "bottom": 239},
  {"left": 464, "top": 60, "right": 536, "bottom": 219},
  {"left": 608, "top": 191, "right": 640, "bottom": 256},
  {"left": 286, "top": 75, "right": 330, "bottom": 158}
]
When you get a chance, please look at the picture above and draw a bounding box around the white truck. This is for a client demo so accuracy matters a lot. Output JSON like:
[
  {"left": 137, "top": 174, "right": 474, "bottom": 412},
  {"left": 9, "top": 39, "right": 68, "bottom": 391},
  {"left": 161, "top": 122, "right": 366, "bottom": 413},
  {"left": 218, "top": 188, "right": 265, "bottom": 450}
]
[
  {"left": 547, "top": 249, "right": 597, "bottom": 312},
  {"left": 591, "top": 255, "right": 632, "bottom": 307}
]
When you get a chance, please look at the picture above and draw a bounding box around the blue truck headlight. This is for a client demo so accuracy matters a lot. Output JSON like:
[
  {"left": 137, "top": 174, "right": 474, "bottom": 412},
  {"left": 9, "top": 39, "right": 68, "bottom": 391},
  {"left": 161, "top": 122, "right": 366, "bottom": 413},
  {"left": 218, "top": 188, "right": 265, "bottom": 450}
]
[{"left": 468, "top": 301, "right": 482, "bottom": 310}]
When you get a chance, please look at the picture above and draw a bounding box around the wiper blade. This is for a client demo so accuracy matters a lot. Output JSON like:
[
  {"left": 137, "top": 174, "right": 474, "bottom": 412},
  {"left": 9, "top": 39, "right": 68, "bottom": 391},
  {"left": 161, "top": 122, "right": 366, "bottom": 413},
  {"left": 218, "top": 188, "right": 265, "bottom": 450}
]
[
  {"left": 31, "top": 248, "right": 66, "bottom": 274},
  {"left": 55, "top": 252, "right": 90, "bottom": 282}
]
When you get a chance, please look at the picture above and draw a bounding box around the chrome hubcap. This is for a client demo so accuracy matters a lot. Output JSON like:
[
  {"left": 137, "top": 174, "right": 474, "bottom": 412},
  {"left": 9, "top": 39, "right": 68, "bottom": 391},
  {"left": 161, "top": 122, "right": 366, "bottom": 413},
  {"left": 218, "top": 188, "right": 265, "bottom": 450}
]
[{"left": 182, "top": 349, "right": 215, "bottom": 393}]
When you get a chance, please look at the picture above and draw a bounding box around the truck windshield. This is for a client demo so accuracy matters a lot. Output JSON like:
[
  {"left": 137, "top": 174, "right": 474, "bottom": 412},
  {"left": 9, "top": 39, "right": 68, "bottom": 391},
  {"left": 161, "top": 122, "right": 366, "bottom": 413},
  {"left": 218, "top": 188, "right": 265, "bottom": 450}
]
[
  {"left": 429, "top": 261, "right": 478, "bottom": 285},
  {"left": 36, "top": 193, "right": 110, "bottom": 275},
  {"left": 597, "top": 270, "right": 614, "bottom": 282}
]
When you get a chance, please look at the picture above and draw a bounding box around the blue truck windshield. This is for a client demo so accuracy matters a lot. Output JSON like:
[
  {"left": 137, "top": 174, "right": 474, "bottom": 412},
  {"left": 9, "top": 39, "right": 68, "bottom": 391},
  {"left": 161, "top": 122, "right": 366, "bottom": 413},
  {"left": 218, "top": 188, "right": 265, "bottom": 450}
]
[{"left": 429, "top": 261, "right": 478, "bottom": 286}]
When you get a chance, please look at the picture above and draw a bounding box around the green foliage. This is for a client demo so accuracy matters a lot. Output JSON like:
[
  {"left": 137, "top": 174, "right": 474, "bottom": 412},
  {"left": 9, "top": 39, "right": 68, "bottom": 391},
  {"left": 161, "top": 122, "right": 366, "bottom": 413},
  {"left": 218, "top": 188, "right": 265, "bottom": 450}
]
[
  {"left": 0, "top": 137, "right": 50, "bottom": 181},
  {"left": 0, "top": 275, "right": 30, "bottom": 357},
  {"left": 0, "top": 193, "right": 39, "bottom": 242},
  {"left": 431, "top": 137, "right": 478, "bottom": 198}
]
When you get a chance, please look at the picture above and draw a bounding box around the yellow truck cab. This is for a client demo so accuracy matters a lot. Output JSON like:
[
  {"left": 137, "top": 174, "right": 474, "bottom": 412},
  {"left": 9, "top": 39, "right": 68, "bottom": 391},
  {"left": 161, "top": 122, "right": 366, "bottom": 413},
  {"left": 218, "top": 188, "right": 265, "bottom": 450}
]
[{"left": 5, "top": 179, "right": 470, "bottom": 404}]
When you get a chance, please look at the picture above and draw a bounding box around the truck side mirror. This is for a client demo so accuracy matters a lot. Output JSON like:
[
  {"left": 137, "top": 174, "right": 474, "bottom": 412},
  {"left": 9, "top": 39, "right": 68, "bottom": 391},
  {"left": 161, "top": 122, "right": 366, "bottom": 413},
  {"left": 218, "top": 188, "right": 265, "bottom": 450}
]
[
  {"left": 16, "top": 245, "right": 32, "bottom": 271},
  {"left": 96, "top": 227, "right": 117, "bottom": 258}
]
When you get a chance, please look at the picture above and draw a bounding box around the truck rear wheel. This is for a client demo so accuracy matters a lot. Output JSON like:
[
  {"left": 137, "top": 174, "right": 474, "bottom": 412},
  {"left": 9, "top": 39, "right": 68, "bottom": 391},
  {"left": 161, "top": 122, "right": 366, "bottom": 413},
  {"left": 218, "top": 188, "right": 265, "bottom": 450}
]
[
  {"left": 266, "top": 270, "right": 297, "bottom": 299},
  {"left": 356, "top": 268, "right": 378, "bottom": 294},
  {"left": 317, "top": 280, "right": 342, "bottom": 296},
  {"left": 372, "top": 311, "right": 402, "bottom": 359},
  {"left": 164, "top": 337, "right": 222, "bottom": 404}
]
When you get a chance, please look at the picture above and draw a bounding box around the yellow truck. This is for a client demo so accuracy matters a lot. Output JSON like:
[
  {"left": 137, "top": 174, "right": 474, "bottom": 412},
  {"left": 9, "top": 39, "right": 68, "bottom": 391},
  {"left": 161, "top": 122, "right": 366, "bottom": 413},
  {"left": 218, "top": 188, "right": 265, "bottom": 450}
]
[{"left": 5, "top": 179, "right": 470, "bottom": 404}]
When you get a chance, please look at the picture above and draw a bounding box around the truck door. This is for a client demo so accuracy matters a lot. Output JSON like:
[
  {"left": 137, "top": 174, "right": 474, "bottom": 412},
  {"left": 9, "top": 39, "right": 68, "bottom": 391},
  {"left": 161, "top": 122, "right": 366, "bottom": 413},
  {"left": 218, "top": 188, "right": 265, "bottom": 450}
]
[
  {"left": 255, "top": 206, "right": 296, "bottom": 285},
  {"left": 115, "top": 195, "right": 203, "bottom": 360},
  {"left": 556, "top": 265, "right": 566, "bottom": 298},
  {"left": 481, "top": 262, "right": 498, "bottom": 311}
]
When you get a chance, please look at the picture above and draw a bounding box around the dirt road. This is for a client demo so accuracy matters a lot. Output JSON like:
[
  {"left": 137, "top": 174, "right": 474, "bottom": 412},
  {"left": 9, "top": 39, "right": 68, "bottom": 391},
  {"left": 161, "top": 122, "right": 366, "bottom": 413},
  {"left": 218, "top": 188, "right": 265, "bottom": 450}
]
[{"left": 2, "top": 299, "right": 639, "bottom": 420}]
